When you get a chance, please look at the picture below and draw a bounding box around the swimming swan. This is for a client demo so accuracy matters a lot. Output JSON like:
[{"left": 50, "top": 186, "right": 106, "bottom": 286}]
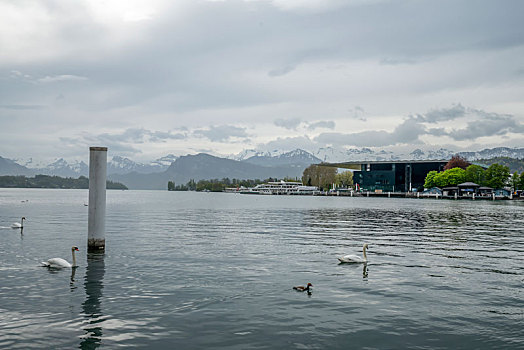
[
  {"left": 41, "top": 246, "right": 79, "bottom": 268},
  {"left": 11, "top": 217, "right": 26, "bottom": 229},
  {"left": 338, "top": 243, "right": 369, "bottom": 263}
]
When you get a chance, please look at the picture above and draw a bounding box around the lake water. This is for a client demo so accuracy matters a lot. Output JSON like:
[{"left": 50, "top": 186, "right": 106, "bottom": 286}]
[{"left": 0, "top": 189, "right": 523, "bottom": 349}]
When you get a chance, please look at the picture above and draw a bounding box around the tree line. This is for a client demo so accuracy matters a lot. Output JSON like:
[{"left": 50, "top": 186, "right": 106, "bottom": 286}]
[
  {"left": 167, "top": 177, "right": 298, "bottom": 192},
  {"left": 424, "top": 156, "right": 524, "bottom": 190},
  {"left": 0, "top": 175, "right": 128, "bottom": 189},
  {"left": 167, "top": 169, "right": 354, "bottom": 192}
]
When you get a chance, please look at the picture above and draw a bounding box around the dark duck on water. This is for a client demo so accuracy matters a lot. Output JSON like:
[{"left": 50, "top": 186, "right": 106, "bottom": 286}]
[{"left": 293, "top": 283, "right": 312, "bottom": 292}]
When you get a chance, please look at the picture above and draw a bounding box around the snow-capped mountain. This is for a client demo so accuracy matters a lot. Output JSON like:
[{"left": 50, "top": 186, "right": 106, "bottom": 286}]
[
  {"left": 457, "top": 147, "right": 524, "bottom": 160},
  {"left": 2, "top": 147, "right": 523, "bottom": 179},
  {"left": 230, "top": 149, "right": 285, "bottom": 161},
  {"left": 234, "top": 146, "right": 524, "bottom": 163},
  {"left": 243, "top": 149, "right": 322, "bottom": 167},
  {"left": 150, "top": 154, "right": 178, "bottom": 168},
  {"left": 108, "top": 155, "right": 177, "bottom": 174},
  {"left": 33, "top": 158, "right": 89, "bottom": 177},
  {"left": 16, "top": 157, "right": 49, "bottom": 169}
]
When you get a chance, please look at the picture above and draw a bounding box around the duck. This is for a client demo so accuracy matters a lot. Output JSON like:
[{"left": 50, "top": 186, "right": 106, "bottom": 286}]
[
  {"left": 338, "top": 243, "right": 369, "bottom": 263},
  {"left": 11, "top": 217, "right": 26, "bottom": 229},
  {"left": 293, "top": 283, "right": 312, "bottom": 292},
  {"left": 41, "top": 246, "right": 79, "bottom": 268}
]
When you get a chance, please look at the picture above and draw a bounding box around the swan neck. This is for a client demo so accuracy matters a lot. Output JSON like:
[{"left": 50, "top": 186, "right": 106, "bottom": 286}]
[
  {"left": 72, "top": 250, "right": 77, "bottom": 267},
  {"left": 363, "top": 246, "right": 367, "bottom": 260}
]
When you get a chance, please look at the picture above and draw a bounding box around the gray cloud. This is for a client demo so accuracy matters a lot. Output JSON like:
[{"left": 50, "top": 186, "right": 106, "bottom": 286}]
[
  {"left": 350, "top": 106, "right": 367, "bottom": 121},
  {"left": 1, "top": 1, "right": 524, "bottom": 161},
  {"left": 59, "top": 128, "right": 187, "bottom": 157},
  {"left": 0, "top": 104, "right": 44, "bottom": 110},
  {"left": 423, "top": 103, "right": 466, "bottom": 123},
  {"left": 307, "top": 120, "right": 336, "bottom": 131},
  {"left": 92, "top": 128, "right": 187, "bottom": 144},
  {"left": 268, "top": 65, "right": 297, "bottom": 77},
  {"left": 314, "top": 117, "right": 426, "bottom": 147},
  {"left": 427, "top": 127, "right": 448, "bottom": 136},
  {"left": 193, "top": 125, "right": 249, "bottom": 142},
  {"left": 37, "top": 74, "right": 88, "bottom": 83},
  {"left": 258, "top": 135, "right": 317, "bottom": 152},
  {"left": 446, "top": 115, "right": 524, "bottom": 141},
  {"left": 274, "top": 118, "right": 302, "bottom": 130},
  {"left": 59, "top": 136, "right": 141, "bottom": 156}
]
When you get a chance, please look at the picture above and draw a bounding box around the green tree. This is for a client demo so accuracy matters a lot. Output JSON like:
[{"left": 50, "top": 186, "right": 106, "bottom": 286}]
[
  {"left": 168, "top": 181, "right": 175, "bottom": 191},
  {"left": 484, "top": 163, "right": 510, "bottom": 189},
  {"left": 187, "top": 179, "right": 196, "bottom": 191},
  {"left": 520, "top": 172, "right": 524, "bottom": 190},
  {"left": 424, "top": 170, "right": 438, "bottom": 188},
  {"left": 510, "top": 172, "right": 519, "bottom": 191},
  {"left": 302, "top": 164, "right": 337, "bottom": 190},
  {"left": 464, "top": 164, "right": 485, "bottom": 185},
  {"left": 433, "top": 168, "right": 466, "bottom": 187},
  {"left": 334, "top": 171, "right": 353, "bottom": 188}
]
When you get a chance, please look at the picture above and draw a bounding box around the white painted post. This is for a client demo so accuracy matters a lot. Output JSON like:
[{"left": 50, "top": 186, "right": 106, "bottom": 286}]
[
  {"left": 492, "top": 193, "right": 495, "bottom": 201},
  {"left": 367, "top": 191, "right": 369, "bottom": 197},
  {"left": 454, "top": 192, "right": 457, "bottom": 200},
  {"left": 388, "top": 192, "right": 391, "bottom": 198},
  {"left": 88, "top": 147, "right": 107, "bottom": 252},
  {"left": 472, "top": 193, "right": 475, "bottom": 200},
  {"left": 417, "top": 192, "right": 420, "bottom": 198}
]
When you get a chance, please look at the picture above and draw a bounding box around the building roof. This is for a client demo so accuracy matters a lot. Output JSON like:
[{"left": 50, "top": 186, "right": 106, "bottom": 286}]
[
  {"left": 458, "top": 182, "right": 480, "bottom": 187},
  {"left": 322, "top": 159, "right": 449, "bottom": 169}
]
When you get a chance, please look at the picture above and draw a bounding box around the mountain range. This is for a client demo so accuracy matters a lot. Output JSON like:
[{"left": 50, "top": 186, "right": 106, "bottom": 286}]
[{"left": 1, "top": 147, "right": 523, "bottom": 189}]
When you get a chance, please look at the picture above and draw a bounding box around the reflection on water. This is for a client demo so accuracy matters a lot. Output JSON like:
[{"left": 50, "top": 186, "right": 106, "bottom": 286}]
[
  {"left": 80, "top": 253, "right": 105, "bottom": 350},
  {"left": 70, "top": 267, "right": 78, "bottom": 292},
  {"left": 1, "top": 190, "right": 523, "bottom": 349}
]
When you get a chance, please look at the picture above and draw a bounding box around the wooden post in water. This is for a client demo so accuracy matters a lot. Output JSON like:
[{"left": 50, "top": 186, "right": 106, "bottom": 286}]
[{"left": 88, "top": 147, "right": 107, "bottom": 252}]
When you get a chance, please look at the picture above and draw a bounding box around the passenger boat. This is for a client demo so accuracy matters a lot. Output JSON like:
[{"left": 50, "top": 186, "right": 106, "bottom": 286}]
[{"left": 240, "top": 181, "right": 320, "bottom": 195}]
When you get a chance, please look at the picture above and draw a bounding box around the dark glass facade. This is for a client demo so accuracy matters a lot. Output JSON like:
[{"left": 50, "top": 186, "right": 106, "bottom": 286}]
[{"left": 353, "top": 161, "right": 447, "bottom": 192}]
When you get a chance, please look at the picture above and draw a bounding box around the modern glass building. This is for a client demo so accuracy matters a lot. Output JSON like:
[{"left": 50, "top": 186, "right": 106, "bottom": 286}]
[{"left": 326, "top": 160, "right": 448, "bottom": 192}]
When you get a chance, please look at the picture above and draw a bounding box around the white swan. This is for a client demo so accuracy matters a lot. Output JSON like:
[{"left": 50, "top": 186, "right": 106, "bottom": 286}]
[
  {"left": 41, "top": 246, "right": 79, "bottom": 268},
  {"left": 338, "top": 243, "right": 369, "bottom": 263},
  {"left": 11, "top": 217, "right": 26, "bottom": 229}
]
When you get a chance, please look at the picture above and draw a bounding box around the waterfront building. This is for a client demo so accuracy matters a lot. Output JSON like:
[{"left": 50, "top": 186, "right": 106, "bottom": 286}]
[{"left": 325, "top": 160, "right": 448, "bottom": 192}]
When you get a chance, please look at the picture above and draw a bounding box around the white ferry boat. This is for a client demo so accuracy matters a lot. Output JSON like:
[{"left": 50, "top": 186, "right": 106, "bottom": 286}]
[{"left": 241, "top": 180, "right": 320, "bottom": 195}]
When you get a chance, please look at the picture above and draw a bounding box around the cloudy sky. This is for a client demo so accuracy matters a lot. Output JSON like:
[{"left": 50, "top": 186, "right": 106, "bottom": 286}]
[{"left": 1, "top": 0, "right": 524, "bottom": 163}]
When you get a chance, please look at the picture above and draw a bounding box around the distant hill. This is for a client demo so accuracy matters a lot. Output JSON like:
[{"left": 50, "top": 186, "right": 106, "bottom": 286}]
[
  {"left": 109, "top": 153, "right": 309, "bottom": 190},
  {"left": 474, "top": 157, "right": 524, "bottom": 173},
  {"left": 3, "top": 146, "right": 523, "bottom": 189},
  {"left": 0, "top": 156, "right": 34, "bottom": 176}
]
